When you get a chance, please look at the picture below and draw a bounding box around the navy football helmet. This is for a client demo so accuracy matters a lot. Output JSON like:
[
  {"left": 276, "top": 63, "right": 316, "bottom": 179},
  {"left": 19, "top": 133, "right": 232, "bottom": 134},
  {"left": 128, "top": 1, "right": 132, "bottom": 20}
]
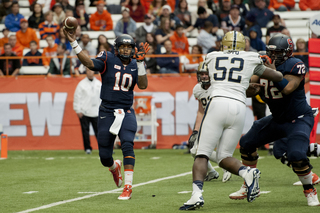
[
  {"left": 266, "top": 34, "right": 294, "bottom": 67},
  {"left": 114, "top": 34, "right": 135, "bottom": 60}
]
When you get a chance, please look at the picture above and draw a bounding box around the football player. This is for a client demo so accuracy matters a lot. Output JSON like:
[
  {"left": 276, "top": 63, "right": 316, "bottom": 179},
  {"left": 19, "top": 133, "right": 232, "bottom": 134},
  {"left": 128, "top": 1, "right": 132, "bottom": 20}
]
[
  {"left": 179, "top": 31, "right": 283, "bottom": 210},
  {"left": 230, "top": 34, "right": 320, "bottom": 206},
  {"left": 189, "top": 62, "right": 232, "bottom": 183},
  {"left": 63, "top": 28, "right": 150, "bottom": 200}
]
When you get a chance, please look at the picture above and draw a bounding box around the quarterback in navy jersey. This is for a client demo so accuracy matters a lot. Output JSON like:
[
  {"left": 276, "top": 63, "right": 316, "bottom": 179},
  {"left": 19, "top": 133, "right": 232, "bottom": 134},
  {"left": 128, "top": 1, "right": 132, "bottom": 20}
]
[
  {"left": 64, "top": 28, "right": 150, "bottom": 200},
  {"left": 230, "top": 34, "right": 320, "bottom": 206}
]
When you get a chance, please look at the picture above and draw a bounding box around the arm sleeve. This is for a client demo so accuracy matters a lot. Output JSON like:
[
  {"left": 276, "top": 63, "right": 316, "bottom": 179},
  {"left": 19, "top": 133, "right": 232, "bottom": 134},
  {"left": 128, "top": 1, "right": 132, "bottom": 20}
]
[{"left": 253, "top": 64, "right": 266, "bottom": 76}]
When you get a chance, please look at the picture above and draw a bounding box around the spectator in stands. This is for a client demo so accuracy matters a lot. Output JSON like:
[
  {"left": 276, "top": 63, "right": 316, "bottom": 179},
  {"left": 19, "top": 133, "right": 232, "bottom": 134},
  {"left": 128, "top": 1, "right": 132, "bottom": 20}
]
[
  {"left": 79, "top": 34, "right": 96, "bottom": 56},
  {"left": 197, "top": 21, "right": 219, "bottom": 54},
  {"left": 299, "top": 0, "right": 320, "bottom": 11},
  {"left": 39, "top": 11, "right": 60, "bottom": 40},
  {"left": 42, "top": 35, "right": 58, "bottom": 67},
  {"left": 294, "top": 38, "right": 309, "bottom": 70},
  {"left": 47, "top": 43, "right": 71, "bottom": 76},
  {"left": 198, "top": 0, "right": 214, "bottom": 15},
  {"left": 140, "top": 0, "right": 153, "bottom": 14},
  {"left": 149, "top": 0, "right": 166, "bottom": 20},
  {"left": 0, "top": 28, "right": 9, "bottom": 48},
  {"left": 185, "top": 6, "right": 219, "bottom": 35},
  {"left": 247, "top": 0, "right": 274, "bottom": 28},
  {"left": 268, "top": 0, "right": 295, "bottom": 11},
  {"left": 74, "top": 49, "right": 90, "bottom": 75},
  {"left": 216, "top": 0, "right": 232, "bottom": 23},
  {"left": 174, "top": 0, "right": 192, "bottom": 29},
  {"left": 146, "top": 32, "right": 161, "bottom": 54},
  {"left": 16, "top": 19, "right": 40, "bottom": 49},
  {"left": 184, "top": 44, "right": 203, "bottom": 73},
  {"left": 127, "top": 0, "right": 146, "bottom": 22},
  {"left": 249, "top": 28, "right": 266, "bottom": 52},
  {"left": 75, "top": 25, "right": 82, "bottom": 42},
  {"left": 233, "top": 0, "right": 248, "bottom": 19},
  {"left": 55, "top": 28, "right": 72, "bottom": 55},
  {"left": 221, "top": 4, "right": 245, "bottom": 34},
  {"left": 89, "top": 0, "right": 113, "bottom": 31},
  {"left": 0, "top": 43, "right": 21, "bottom": 76},
  {"left": 170, "top": 24, "right": 189, "bottom": 55},
  {"left": 265, "top": 14, "right": 285, "bottom": 44},
  {"left": 114, "top": 7, "right": 137, "bottom": 37},
  {"left": 207, "top": 36, "right": 222, "bottom": 53},
  {"left": 37, "top": 0, "right": 55, "bottom": 14},
  {"left": 0, "top": 0, "right": 12, "bottom": 23},
  {"left": 155, "top": 17, "right": 174, "bottom": 45},
  {"left": 244, "top": 36, "right": 257, "bottom": 52},
  {"left": 281, "top": 28, "right": 291, "bottom": 38},
  {"left": 97, "top": 34, "right": 114, "bottom": 54},
  {"left": 248, "top": 0, "right": 270, "bottom": 9},
  {"left": 61, "top": 0, "right": 75, "bottom": 11},
  {"left": 157, "top": 39, "right": 180, "bottom": 73},
  {"left": 53, "top": 3, "right": 66, "bottom": 25},
  {"left": 1, "top": 35, "right": 23, "bottom": 56},
  {"left": 4, "top": 2, "right": 24, "bottom": 32},
  {"left": 135, "top": 14, "right": 157, "bottom": 45},
  {"left": 22, "top": 40, "right": 43, "bottom": 66},
  {"left": 154, "top": 5, "right": 182, "bottom": 29},
  {"left": 145, "top": 45, "right": 158, "bottom": 74},
  {"left": 65, "top": 9, "right": 73, "bottom": 18},
  {"left": 242, "top": 13, "right": 262, "bottom": 39},
  {"left": 74, "top": 1, "right": 90, "bottom": 31},
  {"left": 28, "top": 2, "right": 45, "bottom": 30}
]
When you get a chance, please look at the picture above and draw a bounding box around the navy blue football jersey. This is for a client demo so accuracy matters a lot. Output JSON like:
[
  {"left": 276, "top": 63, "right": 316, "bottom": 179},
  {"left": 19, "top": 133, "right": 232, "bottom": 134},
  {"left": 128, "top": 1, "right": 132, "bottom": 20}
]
[
  {"left": 259, "top": 57, "right": 312, "bottom": 122},
  {"left": 96, "top": 51, "right": 138, "bottom": 110}
]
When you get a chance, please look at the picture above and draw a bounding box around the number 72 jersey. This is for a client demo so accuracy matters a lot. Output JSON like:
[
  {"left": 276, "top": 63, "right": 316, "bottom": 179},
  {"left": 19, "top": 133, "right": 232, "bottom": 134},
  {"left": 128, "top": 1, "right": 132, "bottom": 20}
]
[
  {"left": 205, "top": 51, "right": 264, "bottom": 104},
  {"left": 258, "top": 57, "right": 311, "bottom": 122}
]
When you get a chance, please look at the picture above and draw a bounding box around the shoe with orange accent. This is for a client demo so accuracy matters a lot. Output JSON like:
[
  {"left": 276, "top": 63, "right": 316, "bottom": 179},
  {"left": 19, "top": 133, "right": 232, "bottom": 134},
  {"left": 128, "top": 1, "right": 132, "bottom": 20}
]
[
  {"left": 304, "top": 188, "right": 320, "bottom": 206},
  {"left": 109, "top": 160, "right": 123, "bottom": 188},
  {"left": 313, "top": 173, "right": 320, "bottom": 185},
  {"left": 118, "top": 185, "right": 132, "bottom": 200}
]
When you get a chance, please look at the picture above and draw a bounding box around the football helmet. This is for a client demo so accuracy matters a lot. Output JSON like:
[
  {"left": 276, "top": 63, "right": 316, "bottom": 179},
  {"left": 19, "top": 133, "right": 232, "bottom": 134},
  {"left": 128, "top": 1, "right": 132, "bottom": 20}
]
[
  {"left": 197, "top": 61, "right": 210, "bottom": 87},
  {"left": 266, "top": 34, "right": 294, "bottom": 67},
  {"left": 114, "top": 34, "right": 136, "bottom": 60},
  {"left": 222, "top": 31, "right": 245, "bottom": 51}
]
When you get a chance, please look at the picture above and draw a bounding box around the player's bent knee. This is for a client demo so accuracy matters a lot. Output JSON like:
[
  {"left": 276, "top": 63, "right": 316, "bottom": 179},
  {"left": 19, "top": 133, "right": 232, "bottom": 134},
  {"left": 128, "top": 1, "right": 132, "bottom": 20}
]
[
  {"left": 100, "top": 157, "right": 113, "bottom": 167},
  {"left": 291, "top": 159, "right": 313, "bottom": 175},
  {"left": 240, "top": 147, "right": 259, "bottom": 161}
]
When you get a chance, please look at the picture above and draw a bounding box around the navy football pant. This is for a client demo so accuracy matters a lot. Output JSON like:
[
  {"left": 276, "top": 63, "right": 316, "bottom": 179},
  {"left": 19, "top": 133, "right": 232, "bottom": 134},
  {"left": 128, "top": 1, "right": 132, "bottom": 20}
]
[
  {"left": 97, "top": 106, "right": 137, "bottom": 167},
  {"left": 240, "top": 114, "right": 314, "bottom": 162}
]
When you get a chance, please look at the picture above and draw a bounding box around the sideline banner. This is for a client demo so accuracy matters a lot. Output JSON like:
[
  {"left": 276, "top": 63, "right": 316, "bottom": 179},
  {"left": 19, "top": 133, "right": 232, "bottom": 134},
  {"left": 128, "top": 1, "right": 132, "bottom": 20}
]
[{"left": 1, "top": 76, "right": 319, "bottom": 150}]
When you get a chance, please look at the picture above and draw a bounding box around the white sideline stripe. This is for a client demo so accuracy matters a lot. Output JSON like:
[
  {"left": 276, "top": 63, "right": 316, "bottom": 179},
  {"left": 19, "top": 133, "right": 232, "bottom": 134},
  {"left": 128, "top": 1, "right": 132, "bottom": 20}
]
[
  {"left": 260, "top": 191, "right": 271, "bottom": 194},
  {"left": 16, "top": 171, "right": 192, "bottom": 213},
  {"left": 23, "top": 191, "right": 38, "bottom": 194}
]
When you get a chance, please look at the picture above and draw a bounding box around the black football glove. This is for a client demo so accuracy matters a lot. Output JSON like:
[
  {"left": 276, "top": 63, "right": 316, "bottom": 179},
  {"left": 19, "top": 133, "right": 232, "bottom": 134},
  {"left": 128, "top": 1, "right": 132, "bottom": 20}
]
[{"left": 188, "top": 130, "right": 198, "bottom": 149}]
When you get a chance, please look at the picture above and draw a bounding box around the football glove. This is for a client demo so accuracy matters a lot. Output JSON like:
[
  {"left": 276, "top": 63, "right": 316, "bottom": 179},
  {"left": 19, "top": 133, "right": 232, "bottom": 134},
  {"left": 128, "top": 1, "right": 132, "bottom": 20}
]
[
  {"left": 134, "top": 42, "right": 150, "bottom": 61},
  {"left": 188, "top": 130, "right": 198, "bottom": 149},
  {"left": 260, "top": 55, "right": 272, "bottom": 64}
]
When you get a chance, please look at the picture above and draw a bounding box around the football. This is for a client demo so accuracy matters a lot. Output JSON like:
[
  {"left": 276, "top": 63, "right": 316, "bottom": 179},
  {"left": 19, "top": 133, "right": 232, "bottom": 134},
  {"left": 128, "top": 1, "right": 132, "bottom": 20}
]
[{"left": 64, "top": 17, "right": 78, "bottom": 34}]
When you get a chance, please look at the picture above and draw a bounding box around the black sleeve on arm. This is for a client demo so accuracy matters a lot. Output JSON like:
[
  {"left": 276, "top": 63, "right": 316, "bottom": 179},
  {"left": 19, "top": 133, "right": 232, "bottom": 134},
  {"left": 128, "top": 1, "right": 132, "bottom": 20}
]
[{"left": 91, "top": 59, "right": 105, "bottom": 72}]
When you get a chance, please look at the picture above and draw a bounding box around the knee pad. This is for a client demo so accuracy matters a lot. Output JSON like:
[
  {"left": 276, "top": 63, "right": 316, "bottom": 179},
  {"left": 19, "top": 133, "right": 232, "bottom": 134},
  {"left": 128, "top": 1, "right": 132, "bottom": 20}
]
[
  {"left": 291, "top": 158, "right": 313, "bottom": 175},
  {"left": 195, "top": 154, "right": 209, "bottom": 160},
  {"left": 240, "top": 147, "right": 259, "bottom": 161},
  {"left": 100, "top": 157, "right": 113, "bottom": 167},
  {"left": 121, "top": 142, "right": 135, "bottom": 166}
]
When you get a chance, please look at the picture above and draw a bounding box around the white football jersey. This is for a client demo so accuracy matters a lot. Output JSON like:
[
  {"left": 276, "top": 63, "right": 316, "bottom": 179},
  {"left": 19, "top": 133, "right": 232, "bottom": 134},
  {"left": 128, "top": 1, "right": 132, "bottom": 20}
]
[
  {"left": 193, "top": 83, "right": 214, "bottom": 110},
  {"left": 205, "top": 51, "right": 264, "bottom": 104}
]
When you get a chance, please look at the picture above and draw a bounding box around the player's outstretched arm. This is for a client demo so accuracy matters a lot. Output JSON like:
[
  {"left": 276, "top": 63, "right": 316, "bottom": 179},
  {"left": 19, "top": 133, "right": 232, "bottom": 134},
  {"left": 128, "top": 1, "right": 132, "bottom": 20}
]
[
  {"left": 194, "top": 101, "right": 205, "bottom": 131},
  {"left": 134, "top": 43, "right": 150, "bottom": 90},
  {"left": 63, "top": 27, "right": 95, "bottom": 70}
]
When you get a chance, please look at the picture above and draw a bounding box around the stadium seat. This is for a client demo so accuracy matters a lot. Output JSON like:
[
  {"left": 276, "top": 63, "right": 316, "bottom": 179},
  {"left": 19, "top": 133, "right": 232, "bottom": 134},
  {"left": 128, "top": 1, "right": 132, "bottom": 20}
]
[
  {"left": 39, "top": 40, "right": 48, "bottom": 48},
  {"left": 20, "top": 8, "right": 31, "bottom": 17},
  {"left": 19, "top": 0, "right": 30, "bottom": 7},
  {"left": 19, "top": 66, "right": 48, "bottom": 75},
  {"left": 83, "top": 30, "right": 115, "bottom": 40}
]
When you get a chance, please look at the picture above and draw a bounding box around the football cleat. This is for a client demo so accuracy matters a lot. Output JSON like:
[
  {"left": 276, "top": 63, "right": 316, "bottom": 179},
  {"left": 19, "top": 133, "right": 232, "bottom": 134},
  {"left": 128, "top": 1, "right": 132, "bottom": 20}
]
[
  {"left": 222, "top": 169, "right": 232, "bottom": 183},
  {"left": 243, "top": 168, "right": 261, "bottom": 202},
  {"left": 204, "top": 170, "right": 219, "bottom": 181},
  {"left": 179, "top": 192, "right": 204, "bottom": 210},
  {"left": 118, "top": 185, "right": 132, "bottom": 200},
  {"left": 304, "top": 188, "right": 320, "bottom": 206},
  {"left": 109, "top": 160, "right": 123, "bottom": 188},
  {"left": 229, "top": 184, "right": 248, "bottom": 200}
]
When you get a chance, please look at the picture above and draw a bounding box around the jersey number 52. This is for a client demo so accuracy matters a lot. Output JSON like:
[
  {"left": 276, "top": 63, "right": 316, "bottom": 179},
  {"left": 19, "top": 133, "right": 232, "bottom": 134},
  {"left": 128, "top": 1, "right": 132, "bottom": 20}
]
[{"left": 214, "top": 57, "right": 244, "bottom": 83}]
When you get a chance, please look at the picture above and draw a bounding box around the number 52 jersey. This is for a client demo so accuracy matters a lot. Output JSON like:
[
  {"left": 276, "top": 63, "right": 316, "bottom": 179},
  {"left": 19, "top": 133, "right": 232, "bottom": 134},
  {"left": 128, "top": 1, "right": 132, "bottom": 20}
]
[{"left": 205, "top": 51, "right": 265, "bottom": 104}]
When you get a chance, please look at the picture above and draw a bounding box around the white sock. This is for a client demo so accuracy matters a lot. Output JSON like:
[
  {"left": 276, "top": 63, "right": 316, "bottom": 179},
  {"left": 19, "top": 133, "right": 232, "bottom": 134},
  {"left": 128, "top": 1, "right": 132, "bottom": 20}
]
[
  {"left": 109, "top": 161, "right": 117, "bottom": 170},
  {"left": 238, "top": 166, "right": 248, "bottom": 179},
  {"left": 124, "top": 169, "right": 133, "bottom": 187},
  {"left": 298, "top": 171, "right": 313, "bottom": 185},
  {"left": 192, "top": 182, "right": 202, "bottom": 193},
  {"left": 207, "top": 161, "right": 216, "bottom": 173}
]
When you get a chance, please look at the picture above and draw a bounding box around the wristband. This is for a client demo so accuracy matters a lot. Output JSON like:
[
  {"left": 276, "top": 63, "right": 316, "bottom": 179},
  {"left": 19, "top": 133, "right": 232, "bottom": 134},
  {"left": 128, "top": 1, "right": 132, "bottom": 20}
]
[
  {"left": 70, "top": 40, "right": 78, "bottom": 48},
  {"left": 71, "top": 40, "right": 82, "bottom": 54},
  {"left": 274, "top": 78, "right": 289, "bottom": 91},
  {"left": 137, "top": 61, "right": 146, "bottom": 76}
]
